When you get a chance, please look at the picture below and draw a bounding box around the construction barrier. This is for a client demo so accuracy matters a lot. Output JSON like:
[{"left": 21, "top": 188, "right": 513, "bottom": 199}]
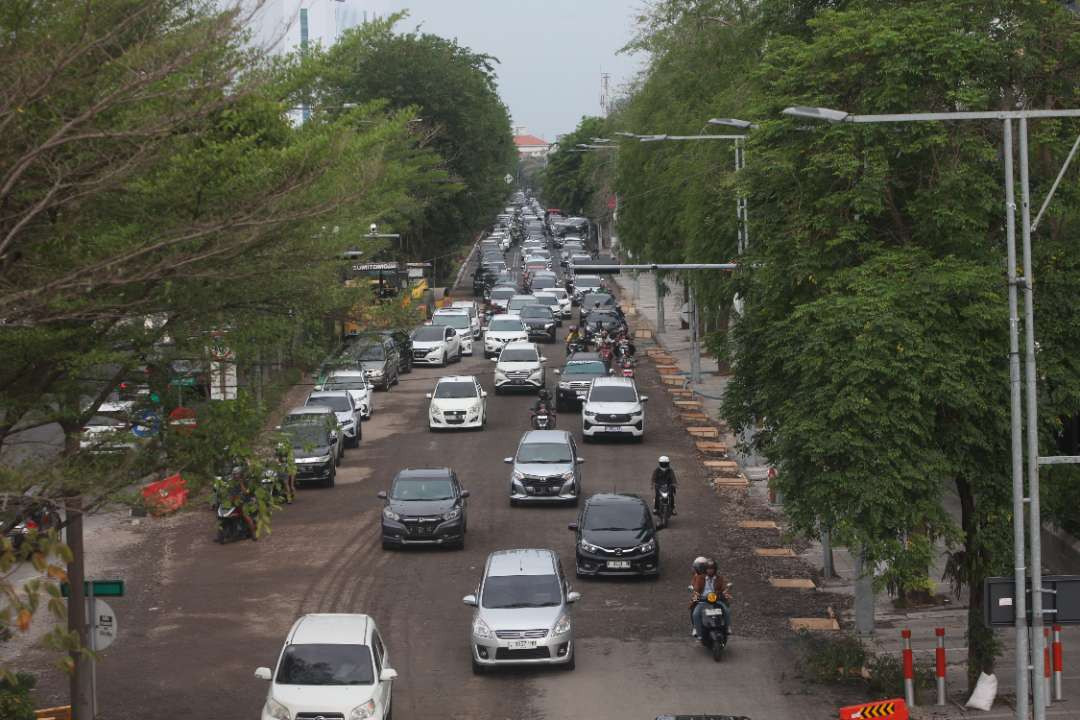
[
  {"left": 901, "top": 629, "right": 915, "bottom": 707},
  {"left": 935, "top": 627, "right": 946, "bottom": 706},
  {"left": 838, "top": 698, "right": 909, "bottom": 720},
  {"left": 1053, "top": 624, "right": 1064, "bottom": 701}
]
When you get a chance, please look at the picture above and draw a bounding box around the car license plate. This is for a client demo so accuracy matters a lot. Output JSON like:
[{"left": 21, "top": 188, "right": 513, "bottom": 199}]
[
  {"left": 705, "top": 608, "right": 724, "bottom": 616},
  {"left": 606, "top": 560, "right": 631, "bottom": 569},
  {"left": 575, "top": 391, "right": 586, "bottom": 399},
  {"left": 511, "top": 379, "right": 525, "bottom": 385},
  {"left": 508, "top": 640, "right": 537, "bottom": 649},
  {"left": 604, "top": 425, "right": 623, "bottom": 432}
]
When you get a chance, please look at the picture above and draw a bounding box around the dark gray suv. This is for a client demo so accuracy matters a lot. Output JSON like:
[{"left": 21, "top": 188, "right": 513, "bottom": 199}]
[{"left": 378, "top": 468, "right": 469, "bottom": 550}]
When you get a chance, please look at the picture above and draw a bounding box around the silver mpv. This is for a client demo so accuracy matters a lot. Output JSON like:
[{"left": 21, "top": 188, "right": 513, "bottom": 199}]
[
  {"left": 504, "top": 430, "right": 584, "bottom": 505},
  {"left": 464, "top": 549, "right": 581, "bottom": 673}
]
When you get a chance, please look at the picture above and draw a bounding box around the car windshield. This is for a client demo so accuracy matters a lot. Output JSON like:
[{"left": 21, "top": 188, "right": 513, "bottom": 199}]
[
  {"left": 275, "top": 644, "right": 374, "bottom": 686},
  {"left": 565, "top": 361, "right": 606, "bottom": 375},
  {"left": 584, "top": 294, "right": 612, "bottom": 307},
  {"left": 508, "top": 298, "right": 533, "bottom": 309},
  {"left": 500, "top": 349, "right": 537, "bottom": 362},
  {"left": 482, "top": 574, "right": 562, "bottom": 609},
  {"left": 489, "top": 319, "right": 524, "bottom": 332},
  {"left": 390, "top": 477, "right": 455, "bottom": 501},
  {"left": 520, "top": 306, "right": 551, "bottom": 319},
  {"left": 432, "top": 314, "right": 469, "bottom": 330},
  {"left": 413, "top": 326, "right": 446, "bottom": 342},
  {"left": 307, "top": 396, "right": 351, "bottom": 413},
  {"left": 283, "top": 423, "right": 327, "bottom": 448},
  {"left": 589, "top": 386, "right": 637, "bottom": 403},
  {"left": 323, "top": 378, "right": 368, "bottom": 392},
  {"left": 355, "top": 344, "right": 385, "bottom": 361},
  {"left": 584, "top": 502, "right": 648, "bottom": 532},
  {"left": 491, "top": 288, "right": 516, "bottom": 300},
  {"left": 435, "top": 381, "right": 477, "bottom": 399},
  {"left": 517, "top": 442, "right": 573, "bottom": 464},
  {"left": 576, "top": 278, "right": 601, "bottom": 289}
]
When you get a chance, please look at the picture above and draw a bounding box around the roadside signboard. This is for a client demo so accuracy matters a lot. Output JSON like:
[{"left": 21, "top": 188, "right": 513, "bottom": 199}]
[
  {"left": 60, "top": 579, "right": 125, "bottom": 598},
  {"left": 91, "top": 598, "right": 118, "bottom": 651},
  {"left": 984, "top": 575, "right": 1080, "bottom": 626},
  {"left": 168, "top": 406, "right": 197, "bottom": 434},
  {"left": 131, "top": 410, "right": 161, "bottom": 437}
]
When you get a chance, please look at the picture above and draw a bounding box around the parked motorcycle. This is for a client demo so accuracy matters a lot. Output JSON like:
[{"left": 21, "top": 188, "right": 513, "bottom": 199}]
[
  {"left": 690, "top": 584, "right": 732, "bottom": 661},
  {"left": 2, "top": 501, "right": 62, "bottom": 549}
]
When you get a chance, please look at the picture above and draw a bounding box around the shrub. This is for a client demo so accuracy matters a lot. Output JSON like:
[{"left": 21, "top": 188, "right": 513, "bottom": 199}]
[{"left": 0, "top": 672, "right": 36, "bottom": 720}]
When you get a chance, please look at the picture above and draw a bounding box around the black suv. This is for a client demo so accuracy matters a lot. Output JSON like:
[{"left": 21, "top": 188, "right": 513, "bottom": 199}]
[
  {"left": 569, "top": 493, "right": 659, "bottom": 578},
  {"left": 280, "top": 418, "right": 338, "bottom": 488},
  {"left": 378, "top": 468, "right": 469, "bottom": 550},
  {"left": 519, "top": 305, "right": 558, "bottom": 343},
  {"left": 376, "top": 330, "right": 413, "bottom": 375},
  {"left": 554, "top": 353, "right": 610, "bottom": 410}
]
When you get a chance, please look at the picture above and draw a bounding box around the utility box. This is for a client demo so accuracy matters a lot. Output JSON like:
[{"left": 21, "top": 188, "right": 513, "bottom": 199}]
[{"left": 984, "top": 575, "right": 1080, "bottom": 626}]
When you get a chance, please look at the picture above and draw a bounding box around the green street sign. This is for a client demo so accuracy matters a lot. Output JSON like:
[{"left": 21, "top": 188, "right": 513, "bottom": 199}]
[
  {"left": 170, "top": 377, "right": 197, "bottom": 387},
  {"left": 60, "top": 579, "right": 124, "bottom": 598}
]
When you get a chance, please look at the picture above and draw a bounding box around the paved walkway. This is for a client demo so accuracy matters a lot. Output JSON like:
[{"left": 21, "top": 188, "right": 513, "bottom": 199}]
[{"left": 611, "top": 259, "right": 1080, "bottom": 718}]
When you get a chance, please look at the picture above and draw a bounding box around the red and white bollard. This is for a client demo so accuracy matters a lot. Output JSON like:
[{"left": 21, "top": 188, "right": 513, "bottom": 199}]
[
  {"left": 935, "top": 627, "right": 946, "bottom": 706},
  {"left": 1044, "top": 628, "right": 1053, "bottom": 706},
  {"left": 1053, "top": 624, "right": 1064, "bottom": 701},
  {"left": 902, "top": 628, "right": 915, "bottom": 708}
]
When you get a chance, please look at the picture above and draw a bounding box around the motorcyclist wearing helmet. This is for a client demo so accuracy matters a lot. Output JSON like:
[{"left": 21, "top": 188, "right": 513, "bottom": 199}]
[
  {"left": 690, "top": 559, "right": 731, "bottom": 638},
  {"left": 651, "top": 455, "right": 677, "bottom": 515},
  {"left": 565, "top": 324, "right": 583, "bottom": 354},
  {"left": 532, "top": 388, "right": 554, "bottom": 416}
]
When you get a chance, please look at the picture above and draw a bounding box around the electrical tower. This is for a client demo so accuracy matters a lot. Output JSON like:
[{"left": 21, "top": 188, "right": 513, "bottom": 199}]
[{"left": 600, "top": 72, "right": 611, "bottom": 117}]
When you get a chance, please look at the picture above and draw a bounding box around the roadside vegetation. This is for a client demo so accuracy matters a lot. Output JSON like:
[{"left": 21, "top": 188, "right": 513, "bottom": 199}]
[{"left": 543, "top": 0, "right": 1080, "bottom": 688}]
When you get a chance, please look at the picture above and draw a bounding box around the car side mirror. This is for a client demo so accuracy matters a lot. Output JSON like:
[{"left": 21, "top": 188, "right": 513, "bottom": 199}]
[
  {"left": 553, "top": 369, "right": 561, "bottom": 376},
  {"left": 329, "top": 434, "right": 338, "bottom": 444},
  {"left": 254, "top": 667, "right": 272, "bottom": 681},
  {"left": 566, "top": 591, "right": 581, "bottom": 604},
  {"left": 380, "top": 668, "right": 399, "bottom": 682},
  {"left": 576, "top": 457, "right": 585, "bottom": 464},
  {"left": 377, "top": 491, "right": 387, "bottom": 499},
  {"left": 608, "top": 369, "right": 614, "bottom": 375},
  {"left": 503, "top": 457, "right": 513, "bottom": 464},
  {"left": 461, "top": 490, "right": 470, "bottom": 498},
  {"left": 463, "top": 594, "right": 478, "bottom": 606},
  {"left": 640, "top": 395, "right": 649, "bottom": 402},
  {"left": 491, "top": 357, "right": 499, "bottom": 362},
  {"left": 480, "top": 390, "right": 488, "bottom": 398},
  {"left": 425, "top": 393, "right": 432, "bottom": 399},
  {"left": 540, "top": 357, "right": 548, "bottom": 363},
  {"left": 567, "top": 522, "right": 578, "bottom": 531}
]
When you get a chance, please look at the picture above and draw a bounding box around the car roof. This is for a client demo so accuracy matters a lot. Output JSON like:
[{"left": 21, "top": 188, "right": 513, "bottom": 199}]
[
  {"left": 503, "top": 340, "right": 537, "bottom": 350},
  {"left": 395, "top": 467, "right": 453, "bottom": 480},
  {"left": 327, "top": 369, "right": 367, "bottom": 378},
  {"left": 434, "top": 308, "right": 468, "bottom": 315},
  {"left": 308, "top": 390, "right": 349, "bottom": 398},
  {"left": 521, "top": 429, "right": 571, "bottom": 444},
  {"left": 287, "top": 405, "right": 334, "bottom": 416},
  {"left": 436, "top": 375, "right": 478, "bottom": 384},
  {"left": 567, "top": 353, "right": 604, "bottom": 362},
  {"left": 510, "top": 294, "right": 537, "bottom": 300},
  {"left": 486, "top": 548, "right": 557, "bottom": 577},
  {"left": 289, "top": 613, "right": 371, "bottom": 645},
  {"left": 591, "top": 376, "right": 635, "bottom": 388},
  {"left": 489, "top": 314, "right": 523, "bottom": 323}
]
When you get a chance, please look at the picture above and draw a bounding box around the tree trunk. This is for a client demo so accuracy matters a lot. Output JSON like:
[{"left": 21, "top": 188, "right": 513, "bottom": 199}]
[
  {"left": 957, "top": 474, "right": 996, "bottom": 691},
  {"left": 66, "top": 494, "right": 93, "bottom": 719}
]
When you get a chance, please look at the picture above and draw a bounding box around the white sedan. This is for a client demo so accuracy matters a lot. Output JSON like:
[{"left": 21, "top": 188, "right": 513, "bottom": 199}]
[{"left": 427, "top": 375, "right": 487, "bottom": 430}]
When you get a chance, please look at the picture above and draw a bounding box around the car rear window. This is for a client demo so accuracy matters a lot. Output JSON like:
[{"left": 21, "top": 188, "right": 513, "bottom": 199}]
[
  {"left": 432, "top": 313, "right": 469, "bottom": 330},
  {"left": 520, "top": 306, "right": 552, "bottom": 319},
  {"left": 307, "top": 395, "right": 351, "bottom": 413},
  {"left": 491, "top": 288, "right": 516, "bottom": 300},
  {"left": 275, "top": 644, "right": 374, "bottom": 685},
  {"left": 413, "top": 326, "right": 446, "bottom": 342},
  {"left": 564, "top": 361, "right": 606, "bottom": 375}
]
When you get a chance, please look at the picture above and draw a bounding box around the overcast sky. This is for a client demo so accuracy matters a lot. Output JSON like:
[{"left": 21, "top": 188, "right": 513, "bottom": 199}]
[{"left": 294, "top": 0, "right": 646, "bottom": 141}]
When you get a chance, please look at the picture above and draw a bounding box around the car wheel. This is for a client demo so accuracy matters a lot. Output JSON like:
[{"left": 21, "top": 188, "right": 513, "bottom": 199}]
[
  {"left": 471, "top": 656, "right": 485, "bottom": 675},
  {"left": 392, "top": 371, "right": 400, "bottom": 386},
  {"left": 382, "top": 540, "right": 393, "bottom": 551},
  {"left": 494, "top": 386, "right": 503, "bottom": 396},
  {"left": 325, "top": 469, "right": 336, "bottom": 489},
  {"left": 509, "top": 498, "right": 518, "bottom": 507},
  {"left": 634, "top": 434, "right": 644, "bottom": 444},
  {"left": 582, "top": 434, "right": 593, "bottom": 444},
  {"left": 349, "top": 434, "right": 360, "bottom": 449},
  {"left": 563, "top": 653, "right": 576, "bottom": 671}
]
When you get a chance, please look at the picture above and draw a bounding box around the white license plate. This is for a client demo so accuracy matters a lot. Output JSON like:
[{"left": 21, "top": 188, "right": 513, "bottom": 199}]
[
  {"left": 507, "top": 640, "right": 537, "bottom": 649},
  {"left": 575, "top": 391, "right": 587, "bottom": 398},
  {"left": 606, "top": 560, "right": 631, "bottom": 569},
  {"left": 704, "top": 608, "right": 724, "bottom": 616},
  {"left": 604, "top": 425, "right": 624, "bottom": 432}
]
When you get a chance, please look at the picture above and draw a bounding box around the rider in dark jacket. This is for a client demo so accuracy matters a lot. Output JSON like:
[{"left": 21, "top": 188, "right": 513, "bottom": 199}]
[{"left": 651, "top": 456, "right": 677, "bottom": 515}]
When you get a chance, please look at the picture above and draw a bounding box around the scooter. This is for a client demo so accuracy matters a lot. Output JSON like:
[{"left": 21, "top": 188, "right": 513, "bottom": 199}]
[
  {"left": 620, "top": 356, "right": 635, "bottom": 378},
  {"left": 216, "top": 501, "right": 256, "bottom": 544},
  {"left": 531, "top": 407, "right": 556, "bottom": 430},
  {"left": 655, "top": 487, "right": 673, "bottom": 529},
  {"left": 690, "top": 585, "right": 732, "bottom": 661},
  {"left": 2, "top": 502, "right": 62, "bottom": 549}
]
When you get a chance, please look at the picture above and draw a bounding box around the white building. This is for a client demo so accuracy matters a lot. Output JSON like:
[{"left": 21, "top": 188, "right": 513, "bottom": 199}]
[
  {"left": 513, "top": 133, "right": 551, "bottom": 159},
  {"left": 246, "top": 0, "right": 365, "bottom": 57}
]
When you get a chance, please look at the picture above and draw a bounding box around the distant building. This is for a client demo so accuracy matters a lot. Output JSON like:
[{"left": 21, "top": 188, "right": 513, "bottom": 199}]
[{"left": 514, "top": 133, "right": 551, "bottom": 158}]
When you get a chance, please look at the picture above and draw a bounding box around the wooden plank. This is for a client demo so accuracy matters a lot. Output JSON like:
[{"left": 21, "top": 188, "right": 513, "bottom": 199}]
[
  {"left": 755, "top": 547, "right": 796, "bottom": 557},
  {"left": 634, "top": 329, "right": 653, "bottom": 339},
  {"left": 695, "top": 441, "right": 727, "bottom": 454},
  {"left": 686, "top": 426, "right": 719, "bottom": 438},
  {"left": 713, "top": 477, "right": 749, "bottom": 489},
  {"left": 703, "top": 460, "right": 738, "bottom": 471},
  {"left": 771, "top": 578, "right": 816, "bottom": 590},
  {"left": 680, "top": 412, "right": 709, "bottom": 422},
  {"left": 36, "top": 708, "right": 72, "bottom": 720},
  {"left": 662, "top": 376, "right": 686, "bottom": 386},
  {"left": 738, "top": 520, "right": 778, "bottom": 529},
  {"left": 670, "top": 390, "right": 695, "bottom": 400},
  {"left": 673, "top": 400, "right": 703, "bottom": 408},
  {"left": 789, "top": 617, "right": 840, "bottom": 631},
  {"left": 656, "top": 365, "right": 681, "bottom": 375}
]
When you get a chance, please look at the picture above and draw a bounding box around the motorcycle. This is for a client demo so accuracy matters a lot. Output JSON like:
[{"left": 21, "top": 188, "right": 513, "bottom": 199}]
[
  {"left": 531, "top": 406, "right": 557, "bottom": 430},
  {"left": 620, "top": 356, "right": 635, "bottom": 378},
  {"left": 655, "top": 486, "right": 673, "bottom": 528},
  {"left": 216, "top": 500, "right": 257, "bottom": 544},
  {"left": 690, "top": 584, "right": 732, "bottom": 661},
  {"left": 2, "top": 502, "right": 62, "bottom": 550},
  {"left": 566, "top": 340, "right": 587, "bottom": 356}
]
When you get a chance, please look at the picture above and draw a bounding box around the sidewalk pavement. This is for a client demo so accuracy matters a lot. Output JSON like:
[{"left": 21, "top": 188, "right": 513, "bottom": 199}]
[{"left": 611, "top": 264, "right": 1080, "bottom": 718}]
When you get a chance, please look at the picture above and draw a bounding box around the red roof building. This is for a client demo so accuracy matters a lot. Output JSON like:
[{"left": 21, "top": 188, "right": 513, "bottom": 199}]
[{"left": 514, "top": 133, "right": 551, "bottom": 158}]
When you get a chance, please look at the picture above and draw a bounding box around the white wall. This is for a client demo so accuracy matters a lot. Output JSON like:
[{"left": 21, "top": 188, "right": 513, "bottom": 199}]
[{"left": 244, "top": 0, "right": 366, "bottom": 56}]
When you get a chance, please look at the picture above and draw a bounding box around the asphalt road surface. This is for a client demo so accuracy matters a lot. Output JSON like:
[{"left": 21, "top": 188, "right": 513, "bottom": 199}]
[{"left": 16, "top": 251, "right": 848, "bottom": 718}]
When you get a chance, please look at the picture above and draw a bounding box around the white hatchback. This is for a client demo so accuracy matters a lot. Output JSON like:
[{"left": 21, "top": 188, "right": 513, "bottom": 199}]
[
  {"left": 256, "top": 613, "right": 397, "bottom": 720},
  {"left": 427, "top": 375, "right": 487, "bottom": 430}
]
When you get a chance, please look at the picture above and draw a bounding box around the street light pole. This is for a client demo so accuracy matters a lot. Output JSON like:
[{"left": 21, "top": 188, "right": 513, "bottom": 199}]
[{"left": 783, "top": 103, "right": 1080, "bottom": 720}]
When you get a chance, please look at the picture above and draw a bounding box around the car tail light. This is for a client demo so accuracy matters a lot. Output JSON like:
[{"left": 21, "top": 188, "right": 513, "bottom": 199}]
[{"left": 23, "top": 520, "right": 38, "bottom": 531}]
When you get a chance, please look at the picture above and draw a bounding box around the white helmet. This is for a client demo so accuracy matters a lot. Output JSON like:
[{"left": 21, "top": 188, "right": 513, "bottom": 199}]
[
  {"left": 658, "top": 455, "right": 670, "bottom": 468},
  {"left": 693, "top": 556, "right": 708, "bottom": 574}
]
